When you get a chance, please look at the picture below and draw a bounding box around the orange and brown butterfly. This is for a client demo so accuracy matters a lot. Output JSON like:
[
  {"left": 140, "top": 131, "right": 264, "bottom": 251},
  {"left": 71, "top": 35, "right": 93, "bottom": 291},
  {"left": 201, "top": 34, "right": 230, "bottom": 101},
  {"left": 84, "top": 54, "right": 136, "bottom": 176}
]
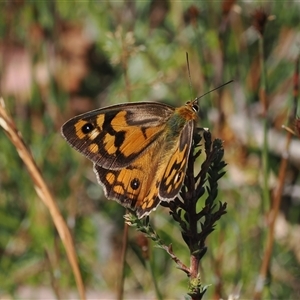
[{"left": 61, "top": 100, "right": 199, "bottom": 218}]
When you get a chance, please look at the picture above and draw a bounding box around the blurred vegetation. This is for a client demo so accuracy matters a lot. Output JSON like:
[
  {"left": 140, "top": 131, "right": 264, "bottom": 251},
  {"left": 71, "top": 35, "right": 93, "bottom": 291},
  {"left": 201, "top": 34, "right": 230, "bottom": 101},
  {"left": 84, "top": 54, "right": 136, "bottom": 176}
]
[{"left": 0, "top": 0, "right": 300, "bottom": 299}]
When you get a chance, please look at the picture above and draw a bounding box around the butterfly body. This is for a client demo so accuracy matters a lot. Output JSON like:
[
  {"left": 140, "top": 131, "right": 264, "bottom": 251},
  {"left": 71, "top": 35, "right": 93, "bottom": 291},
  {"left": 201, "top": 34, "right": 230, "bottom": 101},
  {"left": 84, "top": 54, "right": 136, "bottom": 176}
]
[{"left": 61, "top": 100, "right": 198, "bottom": 218}]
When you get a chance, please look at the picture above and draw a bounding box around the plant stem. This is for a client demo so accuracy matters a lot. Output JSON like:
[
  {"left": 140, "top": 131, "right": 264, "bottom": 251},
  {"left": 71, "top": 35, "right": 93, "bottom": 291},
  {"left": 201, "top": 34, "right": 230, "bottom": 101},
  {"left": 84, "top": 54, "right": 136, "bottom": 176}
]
[
  {"left": 117, "top": 220, "right": 129, "bottom": 300},
  {"left": 190, "top": 254, "right": 199, "bottom": 280}
]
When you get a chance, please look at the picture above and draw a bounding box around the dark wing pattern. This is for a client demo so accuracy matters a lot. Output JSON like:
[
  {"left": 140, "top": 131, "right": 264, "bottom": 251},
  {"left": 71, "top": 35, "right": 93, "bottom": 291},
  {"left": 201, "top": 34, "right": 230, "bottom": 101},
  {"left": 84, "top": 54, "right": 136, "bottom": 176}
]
[{"left": 158, "top": 120, "right": 194, "bottom": 200}]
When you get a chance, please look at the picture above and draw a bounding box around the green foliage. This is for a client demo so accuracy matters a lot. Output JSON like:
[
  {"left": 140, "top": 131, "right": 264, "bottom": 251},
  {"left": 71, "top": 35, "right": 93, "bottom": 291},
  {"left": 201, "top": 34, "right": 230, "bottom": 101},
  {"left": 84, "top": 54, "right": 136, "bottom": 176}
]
[{"left": 1, "top": 0, "right": 300, "bottom": 299}]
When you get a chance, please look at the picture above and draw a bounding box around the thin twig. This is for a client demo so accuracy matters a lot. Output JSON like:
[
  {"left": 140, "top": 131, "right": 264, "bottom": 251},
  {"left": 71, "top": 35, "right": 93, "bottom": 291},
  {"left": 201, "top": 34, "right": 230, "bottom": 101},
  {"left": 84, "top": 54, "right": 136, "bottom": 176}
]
[
  {"left": 160, "top": 244, "right": 190, "bottom": 275},
  {"left": 117, "top": 219, "right": 129, "bottom": 300}
]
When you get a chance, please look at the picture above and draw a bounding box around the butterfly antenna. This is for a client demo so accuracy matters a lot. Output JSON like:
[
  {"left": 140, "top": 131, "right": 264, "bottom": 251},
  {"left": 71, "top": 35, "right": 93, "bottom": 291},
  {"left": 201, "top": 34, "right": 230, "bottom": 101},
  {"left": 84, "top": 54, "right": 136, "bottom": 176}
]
[
  {"left": 195, "top": 80, "right": 233, "bottom": 102},
  {"left": 186, "top": 52, "right": 194, "bottom": 101}
]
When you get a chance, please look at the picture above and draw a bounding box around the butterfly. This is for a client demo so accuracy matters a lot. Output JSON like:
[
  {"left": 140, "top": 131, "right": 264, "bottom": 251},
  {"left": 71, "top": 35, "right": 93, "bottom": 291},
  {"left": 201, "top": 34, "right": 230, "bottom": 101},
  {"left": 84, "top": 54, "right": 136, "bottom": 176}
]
[{"left": 61, "top": 100, "right": 199, "bottom": 218}]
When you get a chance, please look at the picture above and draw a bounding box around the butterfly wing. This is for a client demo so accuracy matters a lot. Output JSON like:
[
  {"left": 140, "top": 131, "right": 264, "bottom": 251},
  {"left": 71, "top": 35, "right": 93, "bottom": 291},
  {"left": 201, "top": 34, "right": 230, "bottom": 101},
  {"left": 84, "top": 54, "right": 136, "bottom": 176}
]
[
  {"left": 93, "top": 120, "right": 195, "bottom": 218},
  {"left": 93, "top": 131, "right": 169, "bottom": 217},
  {"left": 61, "top": 102, "right": 174, "bottom": 169},
  {"left": 159, "top": 120, "right": 194, "bottom": 200}
]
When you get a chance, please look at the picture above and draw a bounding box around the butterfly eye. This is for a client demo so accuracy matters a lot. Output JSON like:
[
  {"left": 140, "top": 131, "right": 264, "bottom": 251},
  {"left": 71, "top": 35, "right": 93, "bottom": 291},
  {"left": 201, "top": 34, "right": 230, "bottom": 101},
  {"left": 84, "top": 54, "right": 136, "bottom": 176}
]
[
  {"left": 186, "top": 100, "right": 199, "bottom": 113},
  {"left": 130, "top": 178, "right": 140, "bottom": 190},
  {"left": 82, "top": 123, "right": 95, "bottom": 134},
  {"left": 192, "top": 103, "right": 199, "bottom": 112}
]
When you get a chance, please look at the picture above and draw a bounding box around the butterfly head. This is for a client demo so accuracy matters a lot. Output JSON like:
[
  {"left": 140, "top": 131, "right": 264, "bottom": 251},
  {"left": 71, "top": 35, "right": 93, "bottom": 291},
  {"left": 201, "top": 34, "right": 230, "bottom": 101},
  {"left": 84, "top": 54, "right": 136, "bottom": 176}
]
[
  {"left": 176, "top": 99, "right": 199, "bottom": 122},
  {"left": 186, "top": 99, "right": 199, "bottom": 113}
]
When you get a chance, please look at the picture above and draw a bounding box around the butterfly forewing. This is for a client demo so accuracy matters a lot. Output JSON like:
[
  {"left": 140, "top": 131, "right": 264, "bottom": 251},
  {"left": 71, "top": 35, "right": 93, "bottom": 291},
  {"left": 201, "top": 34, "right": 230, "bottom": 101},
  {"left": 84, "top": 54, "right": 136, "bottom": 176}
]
[{"left": 61, "top": 102, "right": 174, "bottom": 169}]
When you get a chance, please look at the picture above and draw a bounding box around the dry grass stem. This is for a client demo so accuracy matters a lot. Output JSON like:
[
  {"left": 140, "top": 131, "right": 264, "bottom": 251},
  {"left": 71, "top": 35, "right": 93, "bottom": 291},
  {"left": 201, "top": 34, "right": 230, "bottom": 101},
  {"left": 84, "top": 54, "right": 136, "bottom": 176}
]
[{"left": 0, "top": 98, "right": 86, "bottom": 300}]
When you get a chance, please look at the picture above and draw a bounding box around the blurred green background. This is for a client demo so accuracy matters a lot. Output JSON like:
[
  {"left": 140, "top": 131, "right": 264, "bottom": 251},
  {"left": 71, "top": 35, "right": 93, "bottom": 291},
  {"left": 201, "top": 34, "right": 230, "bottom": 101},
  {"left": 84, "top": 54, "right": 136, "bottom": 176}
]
[{"left": 1, "top": 1, "right": 300, "bottom": 299}]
